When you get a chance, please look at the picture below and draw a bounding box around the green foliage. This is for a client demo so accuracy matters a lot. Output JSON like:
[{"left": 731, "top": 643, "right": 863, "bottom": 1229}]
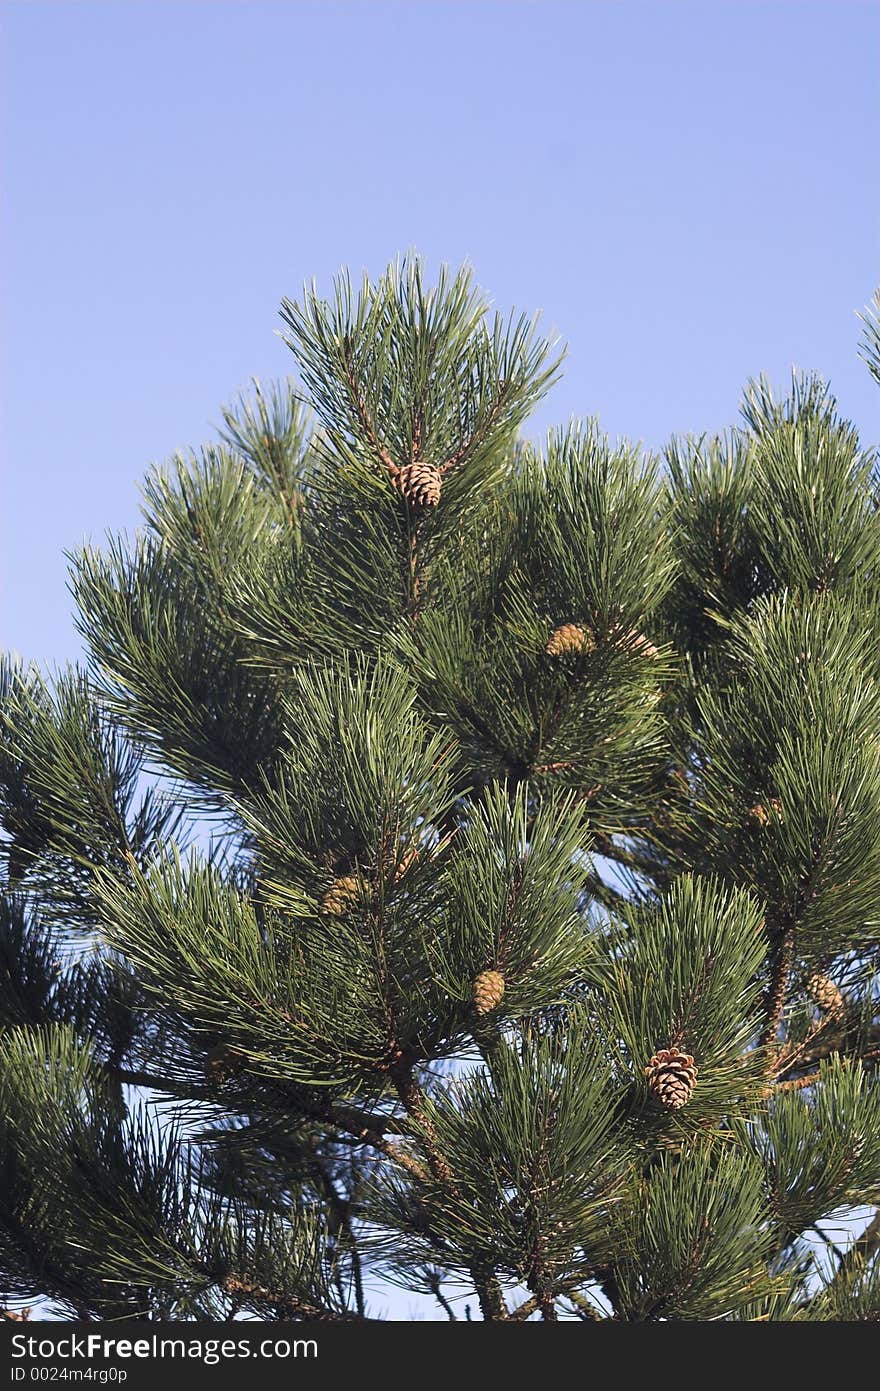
[
  {"left": 0, "top": 659, "right": 185, "bottom": 922},
  {"left": 606, "top": 1141, "right": 774, "bottom": 1320},
  {"left": 740, "top": 1058, "right": 880, "bottom": 1237},
  {"left": 0, "top": 896, "right": 61, "bottom": 1031},
  {"left": 218, "top": 376, "right": 313, "bottom": 532},
  {"left": 513, "top": 422, "right": 676, "bottom": 635},
  {"left": 238, "top": 657, "right": 459, "bottom": 888},
  {"left": 373, "top": 1018, "right": 633, "bottom": 1287},
  {"left": 73, "top": 535, "right": 288, "bottom": 805},
  {"left": 742, "top": 374, "right": 879, "bottom": 595},
  {"left": 2, "top": 261, "right": 879, "bottom": 1321},
  {"left": 858, "top": 288, "right": 880, "bottom": 390},
  {"left": 0, "top": 1024, "right": 339, "bottom": 1318},
  {"left": 393, "top": 422, "right": 674, "bottom": 816},
  {"left": 681, "top": 592, "right": 880, "bottom": 960},
  {"left": 589, "top": 875, "right": 769, "bottom": 1123},
  {"left": 279, "top": 256, "right": 562, "bottom": 489},
  {"left": 805, "top": 1249, "right": 880, "bottom": 1321},
  {"left": 664, "top": 429, "right": 760, "bottom": 658},
  {"left": 427, "top": 784, "right": 594, "bottom": 1018}
]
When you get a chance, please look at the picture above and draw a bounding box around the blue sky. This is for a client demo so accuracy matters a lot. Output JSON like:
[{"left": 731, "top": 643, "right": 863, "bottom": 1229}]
[{"left": 3, "top": 1, "right": 879, "bottom": 666}]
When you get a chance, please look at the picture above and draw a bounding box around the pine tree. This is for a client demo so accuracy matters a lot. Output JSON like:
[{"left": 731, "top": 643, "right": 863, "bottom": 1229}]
[{"left": 2, "top": 258, "right": 880, "bottom": 1321}]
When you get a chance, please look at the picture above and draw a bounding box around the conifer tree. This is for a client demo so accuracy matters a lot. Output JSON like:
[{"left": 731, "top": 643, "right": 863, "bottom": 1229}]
[{"left": 2, "top": 259, "right": 880, "bottom": 1321}]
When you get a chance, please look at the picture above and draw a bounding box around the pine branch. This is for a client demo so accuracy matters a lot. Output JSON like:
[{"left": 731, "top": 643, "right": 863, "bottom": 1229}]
[
  {"left": 111, "top": 1062, "right": 428, "bottom": 1185},
  {"left": 567, "top": 1288, "right": 605, "bottom": 1320},
  {"left": 425, "top": 1270, "right": 457, "bottom": 1320},
  {"left": 439, "top": 384, "right": 507, "bottom": 474},
  {"left": 812, "top": 1026, "right": 879, "bottom": 1068},
  {"left": 339, "top": 336, "right": 398, "bottom": 477},
  {"left": 509, "top": 1292, "right": 541, "bottom": 1320},
  {"left": 761, "top": 925, "right": 795, "bottom": 1053},
  {"left": 307, "top": 1150, "right": 366, "bottom": 1318},
  {"left": 764, "top": 1072, "right": 820, "bottom": 1095},
  {"left": 220, "top": 1275, "right": 363, "bottom": 1322},
  {"left": 816, "top": 1210, "right": 880, "bottom": 1311},
  {"left": 468, "top": 1260, "right": 509, "bottom": 1322},
  {"left": 390, "top": 1060, "right": 509, "bottom": 1321},
  {"left": 510, "top": 1283, "right": 602, "bottom": 1320}
]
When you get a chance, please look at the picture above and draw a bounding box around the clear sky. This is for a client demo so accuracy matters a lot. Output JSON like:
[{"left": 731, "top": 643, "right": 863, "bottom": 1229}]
[{"left": 2, "top": 1, "right": 879, "bottom": 665}]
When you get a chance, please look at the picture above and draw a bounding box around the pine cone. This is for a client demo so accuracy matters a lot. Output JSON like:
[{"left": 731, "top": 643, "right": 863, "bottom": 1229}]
[
  {"left": 205, "top": 1043, "right": 237, "bottom": 1086},
  {"left": 645, "top": 1047, "right": 698, "bottom": 1110},
  {"left": 629, "top": 630, "right": 659, "bottom": 660},
  {"left": 396, "top": 461, "right": 442, "bottom": 508},
  {"left": 321, "top": 874, "right": 360, "bottom": 915},
  {"left": 807, "top": 972, "right": 846, "bottom": 1022},
  {"left": 392, "top": 848, "right": 419, "bottom": 883},
  {"left": 746, "top": 797, "right": 783, "bottom": 828},
  {"left": 473, "top": 969, "right": 506, "bottom": 1015},
  {"left": 545, "top": 623, "right": 594, "bottom": 657},
  {"left": 613, "top": 626, "right": 659, "bottom": 660}
]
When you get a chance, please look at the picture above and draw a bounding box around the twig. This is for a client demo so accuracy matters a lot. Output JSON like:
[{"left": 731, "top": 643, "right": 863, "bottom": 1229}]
[
  {"left": 112, "top": 1063, "right": 428, "bottom": 1183},
  {"left": 440, "top": 389, "right": 507, "bottom": 474},
  {"left": 567, "top": 1289, "right": 604, "bottom": 1320},
  {"left": 390, "top": 1060, "right": 455, "bottom": 1187},
  {"left": 538, "top": 1292, "right": 557, "bottom": 1320},
  {"left": 221, "top": 1275, "right": 363, "bottom": 1322},
  {"left": 391, "top": 1060, "right": 508, "bottom": 1321},
  {"left": 426, "top": 1271, "right": 457, "bottom": 1321},
  {"left": 511, "top": 1285, "right": 602, "bottom": 1321},
  {"left": 340, "top": 340, "right": 398, "bottom": 477},
  {"left": 308, "top": 1150, "right": 366, "bottom": 1319},
  {"left": 468, "top": 1261, "right": 509, "bottom": 1322},
  {"left": 509, "top": 1292, "right": 541, "bottom": 1321},
  {"left": 330, "top": 1107, "right": 431, "bottom": 1185},
  {"left": 763, "top": 1072, "right": 820, "bottom": 1096},
  {"left": 760, "top": 927, "right": 794, "bottom": 1053}
]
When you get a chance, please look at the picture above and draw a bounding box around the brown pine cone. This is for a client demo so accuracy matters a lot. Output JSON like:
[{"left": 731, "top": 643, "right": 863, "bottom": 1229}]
[
  {"left": 205, "top": 1043, "right": 237, "bottom": 1086},
  {"left": 545, "top": 623, "right": 594, "bottom": 657},
  {"left": 629, "top": 631, "right": 659, "bottom": 660},
  {"left": 807, "top": 972, "right": 846, "bottom": 1022},
  {"left": 392, "top": 848, "right": 419, "bottom": 883},
  {"left": 613, "top": 625, "right": 659, "bottom": 659},
  {"left": 746, "top": 797, "right": 783, "bottom": 828},
  {"left": 396, "top": 461, "right": 442, "bottom": 508},
  {"left": 321, "top": 875, "right": 360, "bottom": 915},
  {"left": 645, "top": 1047, "right": 698, "bottom": 1110},
  {"left": 473, "top": 969, "right": 506, "bottom": 1016}
]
